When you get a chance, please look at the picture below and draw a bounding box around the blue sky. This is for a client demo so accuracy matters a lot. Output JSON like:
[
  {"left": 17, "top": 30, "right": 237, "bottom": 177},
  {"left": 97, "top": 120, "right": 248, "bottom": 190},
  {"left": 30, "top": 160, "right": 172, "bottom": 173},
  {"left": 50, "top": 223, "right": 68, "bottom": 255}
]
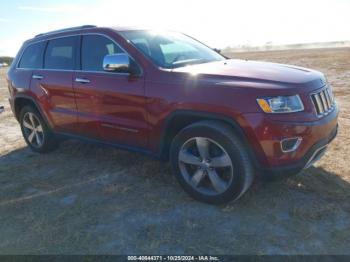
[{"left": 1, "top": 0, "right": 350, "bottom": 56}]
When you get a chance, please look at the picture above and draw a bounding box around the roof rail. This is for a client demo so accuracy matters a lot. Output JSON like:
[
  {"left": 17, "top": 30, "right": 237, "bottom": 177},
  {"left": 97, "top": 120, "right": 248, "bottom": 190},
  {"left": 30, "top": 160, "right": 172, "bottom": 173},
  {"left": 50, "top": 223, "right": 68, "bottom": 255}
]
[{"left": 35, "top": 25, "right": 96, "bottom": 38}]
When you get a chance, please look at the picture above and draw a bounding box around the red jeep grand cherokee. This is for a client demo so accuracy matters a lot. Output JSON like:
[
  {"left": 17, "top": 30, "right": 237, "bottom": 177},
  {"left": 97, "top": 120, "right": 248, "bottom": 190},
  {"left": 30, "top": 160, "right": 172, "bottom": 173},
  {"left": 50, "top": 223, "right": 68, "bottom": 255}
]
[{"left": 7, "top": 25, "right": 338, "bottom": 204}]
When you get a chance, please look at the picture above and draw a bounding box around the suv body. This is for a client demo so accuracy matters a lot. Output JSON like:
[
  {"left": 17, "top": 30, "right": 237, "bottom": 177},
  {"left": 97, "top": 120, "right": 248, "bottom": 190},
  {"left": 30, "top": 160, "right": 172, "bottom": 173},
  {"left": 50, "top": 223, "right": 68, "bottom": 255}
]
[{"left": 7, "top": 26, "right": 338, "bottom": 203}]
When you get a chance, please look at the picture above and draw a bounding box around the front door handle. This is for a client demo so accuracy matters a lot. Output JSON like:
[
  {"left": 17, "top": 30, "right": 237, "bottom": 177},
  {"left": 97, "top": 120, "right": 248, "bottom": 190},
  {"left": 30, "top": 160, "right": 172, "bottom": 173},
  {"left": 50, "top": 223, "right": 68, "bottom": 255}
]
[
  {"left": 32, "top": 74, "right": 44, "bottom": 80},
  {"left": 75, "top": 77, "right": 90, "bottom": 84}
]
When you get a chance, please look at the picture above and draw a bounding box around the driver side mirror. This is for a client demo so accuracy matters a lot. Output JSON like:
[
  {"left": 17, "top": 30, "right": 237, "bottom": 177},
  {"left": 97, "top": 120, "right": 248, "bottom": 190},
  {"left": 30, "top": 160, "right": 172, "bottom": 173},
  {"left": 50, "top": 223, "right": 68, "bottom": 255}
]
[{"left": 103, "top": 54, "right": 130, "bottom": 73}]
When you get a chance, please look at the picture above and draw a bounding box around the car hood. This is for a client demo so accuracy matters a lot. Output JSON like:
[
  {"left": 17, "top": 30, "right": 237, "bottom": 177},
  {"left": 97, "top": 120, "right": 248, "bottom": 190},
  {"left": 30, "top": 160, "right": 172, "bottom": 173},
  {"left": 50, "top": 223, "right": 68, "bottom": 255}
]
[{"left": 172, "top": 59, "right": 326, "bottom": 90}]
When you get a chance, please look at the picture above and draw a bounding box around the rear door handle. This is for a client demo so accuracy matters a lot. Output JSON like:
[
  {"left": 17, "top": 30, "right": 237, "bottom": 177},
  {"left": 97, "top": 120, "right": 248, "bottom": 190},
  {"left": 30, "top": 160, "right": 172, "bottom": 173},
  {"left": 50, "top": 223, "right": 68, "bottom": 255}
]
[
  {"left": 75, "top": 77, "right": 90, "bottom": 84},
  {"left": 32, "top": 74, "right": 44, "bottom": 80}
]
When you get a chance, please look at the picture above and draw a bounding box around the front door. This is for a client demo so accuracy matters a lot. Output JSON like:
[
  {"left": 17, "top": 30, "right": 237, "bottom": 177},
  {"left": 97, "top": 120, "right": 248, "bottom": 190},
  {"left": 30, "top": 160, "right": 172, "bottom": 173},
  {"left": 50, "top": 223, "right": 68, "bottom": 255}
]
[{"left": 73, "top": 34, "right": 148, "bottom": 148}]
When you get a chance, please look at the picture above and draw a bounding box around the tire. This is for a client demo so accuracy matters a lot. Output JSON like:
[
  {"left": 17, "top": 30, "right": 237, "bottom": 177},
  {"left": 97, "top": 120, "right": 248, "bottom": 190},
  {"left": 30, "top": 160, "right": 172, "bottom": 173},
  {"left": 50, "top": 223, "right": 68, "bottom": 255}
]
[
  {"left": 19, "top": 105, "right": 58, "bottom": 153},
  {"left": 170, "top": 120, "right": 254, "bottom": 205}
]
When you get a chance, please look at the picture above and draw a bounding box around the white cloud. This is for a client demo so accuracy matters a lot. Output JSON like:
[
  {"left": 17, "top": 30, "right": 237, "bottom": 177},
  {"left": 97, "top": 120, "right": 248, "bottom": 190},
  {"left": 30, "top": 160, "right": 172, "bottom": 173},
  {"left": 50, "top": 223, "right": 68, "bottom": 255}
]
[{"left": 18, "top": 4, "right": 79, "bottom": 13}]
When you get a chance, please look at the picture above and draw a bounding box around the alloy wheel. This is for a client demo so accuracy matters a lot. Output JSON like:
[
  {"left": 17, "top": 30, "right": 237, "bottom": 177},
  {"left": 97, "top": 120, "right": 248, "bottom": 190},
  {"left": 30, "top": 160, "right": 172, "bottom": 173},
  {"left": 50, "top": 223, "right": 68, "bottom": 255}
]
[
  {"left": 178, "top": 137, "right": 234, "bottom": 196},
  {"left": 22, "top": 112, "right": 45, "bottom": 148}
]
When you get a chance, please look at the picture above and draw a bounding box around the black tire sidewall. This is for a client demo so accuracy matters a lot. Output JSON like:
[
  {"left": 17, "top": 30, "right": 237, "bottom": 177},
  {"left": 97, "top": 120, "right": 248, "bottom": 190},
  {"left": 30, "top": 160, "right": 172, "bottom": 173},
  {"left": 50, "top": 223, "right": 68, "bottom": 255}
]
[{"left": 170, "top": 124, "right": 248, "bottom": 204}]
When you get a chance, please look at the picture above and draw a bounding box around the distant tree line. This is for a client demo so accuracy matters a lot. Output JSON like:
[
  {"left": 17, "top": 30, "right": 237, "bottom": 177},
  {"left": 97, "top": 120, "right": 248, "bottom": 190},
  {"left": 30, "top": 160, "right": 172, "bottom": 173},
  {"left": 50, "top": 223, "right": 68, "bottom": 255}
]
[{"left": 0, "top": 56, "right": 14, "bottom": 65}]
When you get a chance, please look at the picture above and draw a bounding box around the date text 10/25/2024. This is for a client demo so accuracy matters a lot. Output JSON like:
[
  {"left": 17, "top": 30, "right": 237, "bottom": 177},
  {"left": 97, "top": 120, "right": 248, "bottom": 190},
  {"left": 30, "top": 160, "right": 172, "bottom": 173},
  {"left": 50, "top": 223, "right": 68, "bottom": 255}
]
[{"left": 127, "top": 256, "right": 220, "bottom": 261}]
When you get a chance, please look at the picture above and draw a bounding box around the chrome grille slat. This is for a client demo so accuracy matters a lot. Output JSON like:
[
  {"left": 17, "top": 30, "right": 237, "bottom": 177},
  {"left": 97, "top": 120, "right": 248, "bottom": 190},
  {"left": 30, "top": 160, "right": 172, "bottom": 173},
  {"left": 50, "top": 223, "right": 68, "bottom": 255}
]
[
  {"left": 313, "top": 97, "right": 320, "bottom": 113},
  {"left": 320, "top": 91, "right": 328, "bottom": 110},
  {"left": 311, "top": 86, "right": 335, "bottom": 117},
  {"left": 330, "top": 88, "right": 334, "bottom": 103},
  {"left": 326, "top": 88, "right": 334, "bottom": 105},
  {"left": 314, "top": 94, "right": 324, "bottom": 113},
  {"left": 324, "top": 89, "right": 331, "bottom": 108}
]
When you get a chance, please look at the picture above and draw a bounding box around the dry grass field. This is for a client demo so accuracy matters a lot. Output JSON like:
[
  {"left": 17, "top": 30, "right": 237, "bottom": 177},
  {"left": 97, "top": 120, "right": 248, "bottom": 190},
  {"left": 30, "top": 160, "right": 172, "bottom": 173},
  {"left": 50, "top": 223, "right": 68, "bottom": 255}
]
[{"left": 0, "top": 48, "right": 349, "bottom": 254}]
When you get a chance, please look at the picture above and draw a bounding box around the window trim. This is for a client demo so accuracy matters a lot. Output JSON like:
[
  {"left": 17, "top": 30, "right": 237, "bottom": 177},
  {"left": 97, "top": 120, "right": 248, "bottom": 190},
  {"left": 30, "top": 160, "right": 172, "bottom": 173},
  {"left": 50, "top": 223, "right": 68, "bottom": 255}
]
[{"left": 16, "top": 33, "right": 143, "bottom": 77}]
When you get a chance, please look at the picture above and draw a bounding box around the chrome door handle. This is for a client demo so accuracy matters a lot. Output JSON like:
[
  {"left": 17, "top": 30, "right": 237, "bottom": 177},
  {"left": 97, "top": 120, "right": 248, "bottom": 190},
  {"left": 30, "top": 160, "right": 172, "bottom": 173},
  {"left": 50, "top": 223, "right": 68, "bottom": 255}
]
[
  {"left": 75, "top": 78, "right": 90, "bottom": 84},
  {"left": 32, "top": 74, "right": 44, "bottom": 80}
]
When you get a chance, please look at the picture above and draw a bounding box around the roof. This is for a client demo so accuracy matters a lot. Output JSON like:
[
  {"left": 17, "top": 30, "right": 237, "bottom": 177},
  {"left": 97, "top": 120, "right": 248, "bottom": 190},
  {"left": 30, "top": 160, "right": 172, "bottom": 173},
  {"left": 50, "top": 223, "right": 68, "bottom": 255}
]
[
  {"left": 23, "top": 25, "right": 151, "bottom": 45},
  {"left": 34, "top": 25, "right": 97, "bottom": 38},
  {"left": 34, "top": 25, "right": 148, "bottom": 38}
]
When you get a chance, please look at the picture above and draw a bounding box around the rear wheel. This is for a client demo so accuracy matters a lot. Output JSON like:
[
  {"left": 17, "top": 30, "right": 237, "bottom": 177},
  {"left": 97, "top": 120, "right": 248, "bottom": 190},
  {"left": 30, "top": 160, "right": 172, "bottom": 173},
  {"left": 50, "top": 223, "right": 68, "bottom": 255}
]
[
  {"left": 170, "top": 120, "right": 254, "bottom": 204},
  {"left": 19, "top": 106, "right": 58, "bottom": 153}
]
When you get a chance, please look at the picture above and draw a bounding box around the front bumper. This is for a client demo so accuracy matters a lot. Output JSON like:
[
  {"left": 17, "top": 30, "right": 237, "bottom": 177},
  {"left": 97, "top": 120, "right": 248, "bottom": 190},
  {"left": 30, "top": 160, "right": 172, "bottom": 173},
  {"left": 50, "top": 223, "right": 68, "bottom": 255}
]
[
  {"left": 260, "top": 125, "right": 337, "bottom": 178},
  {"left": 241, "top": 104, "right": 339, "bottom": 177}
]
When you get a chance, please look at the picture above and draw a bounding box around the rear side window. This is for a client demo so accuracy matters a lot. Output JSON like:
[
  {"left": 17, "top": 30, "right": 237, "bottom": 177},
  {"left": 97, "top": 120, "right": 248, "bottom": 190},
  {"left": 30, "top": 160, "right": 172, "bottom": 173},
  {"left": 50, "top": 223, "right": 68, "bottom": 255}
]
[
  {"left": 81, "top": 35, "right": 124, "bottom": 71},
  {"left": 18, "top": 42, "right": 45, "bottom": 69},
  {"left": 44, "top": 37, "right": 76, "bottom": 70}
]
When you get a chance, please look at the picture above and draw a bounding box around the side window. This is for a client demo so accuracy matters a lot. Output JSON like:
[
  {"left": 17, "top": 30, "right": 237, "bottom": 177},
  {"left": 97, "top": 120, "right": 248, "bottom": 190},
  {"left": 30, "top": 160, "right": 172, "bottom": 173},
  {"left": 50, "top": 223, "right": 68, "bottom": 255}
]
[
  {"left": 81, "top": 35, "right": 124, "bottom": 71},
  {"left": 44, "top": 37, "right": 76, "bottom": 70},
  {"left": 18, "top": 42, "right": 45, "bottom": 69}
]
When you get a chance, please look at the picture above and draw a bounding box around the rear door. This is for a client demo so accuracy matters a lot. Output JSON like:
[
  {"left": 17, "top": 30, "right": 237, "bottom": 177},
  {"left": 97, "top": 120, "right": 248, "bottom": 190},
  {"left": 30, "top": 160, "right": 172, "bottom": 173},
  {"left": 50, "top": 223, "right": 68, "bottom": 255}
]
[
  {"left": 30, "top": 36, "right": 79, "bottom": 133},
  {"left": 73, "top": 34, "right": 148, "bottom": 148}
]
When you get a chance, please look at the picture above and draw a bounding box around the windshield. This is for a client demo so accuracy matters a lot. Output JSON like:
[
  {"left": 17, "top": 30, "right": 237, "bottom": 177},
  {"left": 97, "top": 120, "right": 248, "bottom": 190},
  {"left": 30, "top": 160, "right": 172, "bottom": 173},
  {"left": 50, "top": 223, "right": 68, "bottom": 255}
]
[{"left": 119, "top": 30, "right": 225, "bottom": 69}]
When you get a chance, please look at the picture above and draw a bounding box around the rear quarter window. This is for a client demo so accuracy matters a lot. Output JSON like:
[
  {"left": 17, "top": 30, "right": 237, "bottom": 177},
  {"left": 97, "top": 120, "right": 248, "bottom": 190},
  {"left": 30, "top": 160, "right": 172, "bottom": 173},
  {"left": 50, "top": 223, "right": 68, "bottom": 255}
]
[{"left": 18, "top": 42, "right": 45, "bottom": 69}]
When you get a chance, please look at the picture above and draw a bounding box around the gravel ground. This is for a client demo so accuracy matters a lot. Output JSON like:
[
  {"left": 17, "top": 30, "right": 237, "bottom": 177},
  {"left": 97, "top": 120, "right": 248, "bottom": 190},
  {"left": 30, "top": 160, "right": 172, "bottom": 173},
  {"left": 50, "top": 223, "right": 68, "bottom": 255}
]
[{"left": 0, "top": 48, "right": 349, "bottom": 254}]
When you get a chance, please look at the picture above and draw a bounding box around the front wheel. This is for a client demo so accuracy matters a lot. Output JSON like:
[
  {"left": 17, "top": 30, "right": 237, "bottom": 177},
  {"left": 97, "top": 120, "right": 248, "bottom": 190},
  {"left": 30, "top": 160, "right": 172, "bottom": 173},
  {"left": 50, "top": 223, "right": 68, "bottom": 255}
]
[{"left": 170, "top": 120, "right": 254, "bottom": 205}]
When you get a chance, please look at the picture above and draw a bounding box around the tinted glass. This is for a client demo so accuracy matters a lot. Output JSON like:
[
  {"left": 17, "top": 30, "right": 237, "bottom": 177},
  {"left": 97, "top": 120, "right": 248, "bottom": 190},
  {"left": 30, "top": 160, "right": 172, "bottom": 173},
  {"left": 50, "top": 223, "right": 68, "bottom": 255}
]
[
  {"left": 45, "top": 37, "right": 76, "bottom": 70},
  {"left": 18, "top": 42, "right": 45, "bottom": 69},
  {"left": 82, "top": 35, "right": 124, "bottom": 71},
  {"left": 120, "top": 30, "right": 225, "bottom": 69}
]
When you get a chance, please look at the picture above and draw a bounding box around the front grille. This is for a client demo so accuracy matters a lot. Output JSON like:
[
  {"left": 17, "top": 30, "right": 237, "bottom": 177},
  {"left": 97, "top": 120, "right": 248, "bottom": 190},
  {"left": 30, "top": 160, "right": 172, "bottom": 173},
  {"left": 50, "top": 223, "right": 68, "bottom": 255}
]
[{"left": 311, "top": 86, "right": 335, "bottom": 117}]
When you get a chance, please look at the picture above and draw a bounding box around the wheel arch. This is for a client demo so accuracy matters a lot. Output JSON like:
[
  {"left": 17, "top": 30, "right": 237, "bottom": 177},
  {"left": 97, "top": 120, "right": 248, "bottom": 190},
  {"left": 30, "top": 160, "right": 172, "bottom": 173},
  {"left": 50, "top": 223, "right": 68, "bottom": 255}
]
[
  {"left": 14, "top": 95, "right": 52, "bottom": 128},
  {"left": 158, "top": 110, "right": 259, "bottom": 167}
]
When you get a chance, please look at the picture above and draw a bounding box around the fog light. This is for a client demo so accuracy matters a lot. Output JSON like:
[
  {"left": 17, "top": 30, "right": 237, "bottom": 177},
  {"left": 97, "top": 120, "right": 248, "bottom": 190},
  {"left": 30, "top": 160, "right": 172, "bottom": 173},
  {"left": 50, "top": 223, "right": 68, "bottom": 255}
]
[{"left": 280, "top": 137, "right": 302, "bottom": 152}]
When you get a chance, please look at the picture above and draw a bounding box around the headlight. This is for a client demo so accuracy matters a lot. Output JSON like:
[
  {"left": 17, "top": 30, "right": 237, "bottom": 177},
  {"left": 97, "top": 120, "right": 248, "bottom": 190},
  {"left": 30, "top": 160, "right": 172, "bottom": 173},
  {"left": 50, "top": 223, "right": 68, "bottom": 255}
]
[{"left": 257, "top": 95, "right": 304, "bottom": 113}]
